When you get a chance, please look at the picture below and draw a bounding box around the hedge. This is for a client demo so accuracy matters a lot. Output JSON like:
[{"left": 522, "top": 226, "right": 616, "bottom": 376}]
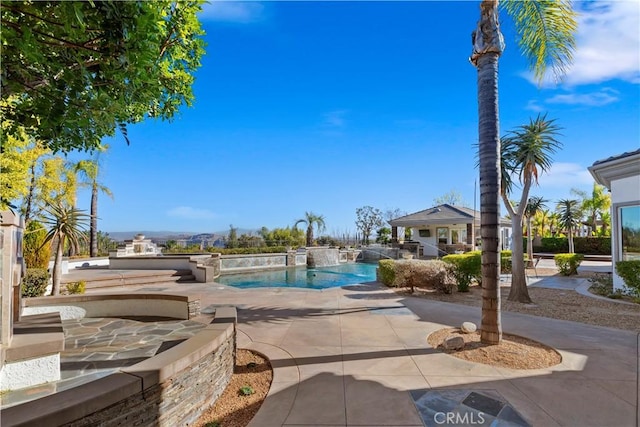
[
  {"left": 442, "top": 251, "right": 481, "bottom": 292},
  {"left": 378, "top": 259, "right": 395, "bottom": 286},
  {"left": 205, "top": 246, "right": 289, "bottom": 255},
  {"left": 535, "top": 237, "right": 610, "bottom": 254}
]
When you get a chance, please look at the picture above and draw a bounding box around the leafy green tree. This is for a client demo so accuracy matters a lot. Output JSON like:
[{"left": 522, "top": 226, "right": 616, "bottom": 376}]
[
  {"left": 295, "top": 212, "right": 326, "bottom": 247},
  {"left": 40, "top": 201, "right": 89, "bottom": 295},
  {"left": 260, "top": 226, "right": 305, "bottom": 247},
  {"left": 500, "top": 115, "right": 562, "bottom": 304},
  {"left": 571, "top": 183, "right": 611, "bottom": 236},
  {"left": 75, "top": 147, "right": 113, "bottom": 257},
  {"left": 376, "top": 227, "right": 392, "bottom": 244},
  {"left": 355, "top": 206, "right": 383, "bottom": 245},
  {"left": 556, "top": 199, "right": 582, "bottom": 253},
  {"left": 226, "top": 225, "right": 239, "bottom": 249},
  {"left": 1, "top": 1, "right": 206, "bottom": 152},
  {"left": 23, "top": 220, "right": 50, "bottom": 269},
  {"left": 0, "top": 118, "right": 42, "bottom": 210},
  {"left": 470, "top": 0, "right": 576, "bottom": 344}
]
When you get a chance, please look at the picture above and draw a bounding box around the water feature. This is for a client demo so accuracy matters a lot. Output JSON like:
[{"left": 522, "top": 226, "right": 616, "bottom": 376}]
[
  {"left": 306, "top": 247, "right": 340, "bottom": 267},
  {"left": 216, "top": 263, "right": 377, "bottom": 290}
]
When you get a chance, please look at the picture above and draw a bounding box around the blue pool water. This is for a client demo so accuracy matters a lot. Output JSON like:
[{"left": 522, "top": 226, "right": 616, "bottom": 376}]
[{"left": 217, "top": 263, "right": 377, "bottom": 290}]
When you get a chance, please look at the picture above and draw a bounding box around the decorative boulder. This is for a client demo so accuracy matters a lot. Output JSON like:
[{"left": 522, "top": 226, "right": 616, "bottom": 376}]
[
  {"left": 443, "top": 335, "right": 465, "bottom": 350},
  {"left": 461, "top": 322, "right": 477, "bottom": 333}
]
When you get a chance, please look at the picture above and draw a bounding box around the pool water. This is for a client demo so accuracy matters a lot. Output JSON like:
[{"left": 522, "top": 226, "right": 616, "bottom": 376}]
[{"left": 216, "top": 262, "right": 377, "bottom": 290}]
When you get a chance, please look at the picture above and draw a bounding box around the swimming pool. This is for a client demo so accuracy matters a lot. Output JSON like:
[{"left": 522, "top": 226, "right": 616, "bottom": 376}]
[{"left": 216, "top": 262, "right": 377, "bottom": 290}]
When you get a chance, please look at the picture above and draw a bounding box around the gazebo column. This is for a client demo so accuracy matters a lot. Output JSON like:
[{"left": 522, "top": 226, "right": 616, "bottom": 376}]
[{"left": 391, "top": 226, "right": 398, "bottom": 243}]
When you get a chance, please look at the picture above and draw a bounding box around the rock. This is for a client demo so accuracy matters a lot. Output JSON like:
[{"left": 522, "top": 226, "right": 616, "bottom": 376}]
[
  {"left": 461, "top": 322, "right": 477, "bottom": 333},
  {"left": 443, "top": 335, "right": 465, "bottom": 350}
]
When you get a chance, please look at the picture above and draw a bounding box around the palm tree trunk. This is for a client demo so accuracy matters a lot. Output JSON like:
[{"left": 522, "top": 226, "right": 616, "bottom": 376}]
[
  {"left": 90, "top": 182, "right": 98, "bottom": 257},
  {"left": 568, "top": 229, "right": 574, "bottom": 253},
  {"left": 477, "top": 55, "right": 502, "bottom": 343},
  {"left": 23, "top": 161, "right": 37, "bottom": 224},
  {"left": 306, "top": 226, "right": 313, "bottom": 247},
  {"left": 52, "top": 236, "right": 64, "bottom": 295},
  {"left": 508, "top": 213, "right": 532, "bottom": 303}
]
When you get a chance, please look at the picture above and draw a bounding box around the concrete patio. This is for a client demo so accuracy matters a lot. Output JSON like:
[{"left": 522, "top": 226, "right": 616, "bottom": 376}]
[{"left": 82, "top": 275, "right": 638, "bottom": 427}]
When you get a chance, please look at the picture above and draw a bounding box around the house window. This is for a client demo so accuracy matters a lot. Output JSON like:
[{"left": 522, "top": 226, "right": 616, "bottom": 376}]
[
  {"left": 451, "top": 229, "right": 467, "bottom": 244},
  {"left": 620, "top": 205, "right": 640, "bottom": 261},
  {"left": 418, "top": 229, "right": 431, "bottom": 238},
  {"left": 437, "top": 227, "right": 448, "bottom": 244}
]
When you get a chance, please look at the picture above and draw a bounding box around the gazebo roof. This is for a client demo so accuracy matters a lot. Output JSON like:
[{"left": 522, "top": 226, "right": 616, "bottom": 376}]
[{"left": 389, "top": 204, "right": 510, "bottom": 227}]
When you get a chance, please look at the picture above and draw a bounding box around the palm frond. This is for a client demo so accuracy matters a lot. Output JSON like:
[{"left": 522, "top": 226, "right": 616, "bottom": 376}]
[{"left": 502, "top": 0, "right": 577, "bottom": 83}]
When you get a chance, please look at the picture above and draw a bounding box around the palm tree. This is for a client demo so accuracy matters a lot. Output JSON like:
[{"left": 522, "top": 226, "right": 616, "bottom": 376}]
[
  {"left": 525, "top": 196, "right": 547, "bottom": 263},
  {"left": 571, "top": 183, "right": 611, "bottom": 236},
  {"left": 500, "top": 116, "right": 562, "bottom": 304},
  {"left": 294, "top": 212, "right": 326, "bottom": 247},
  {"left": 40, "top": 201, "right": 89, "bottom": 295},
  {"left": 75, "top": 146, "right": 113, "bottom": 257},
  {"left": 533, "top": 208, "right": 551, "bottom": 237},
  {"left": 470, "top": 0, "right": 576, "bottom": 344},
  {"left": 556, "top": 199, "right": 581, "bottom": 253}
]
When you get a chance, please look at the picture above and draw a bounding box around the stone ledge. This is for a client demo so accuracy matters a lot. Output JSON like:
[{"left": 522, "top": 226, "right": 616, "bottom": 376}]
[{"left": 5, "top": 313, "right": 65, "bottom": 363}]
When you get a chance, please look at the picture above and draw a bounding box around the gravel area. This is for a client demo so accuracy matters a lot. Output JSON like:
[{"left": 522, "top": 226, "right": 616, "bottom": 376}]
[
  {"left": 428, "top": 327, "right": 562, "bottom": 369},
  {"left": 196, "top": 349, "right": 272, "bottom": 427},
  {"left": 396, "top": 276, "right": 640, "bottom": 332}
]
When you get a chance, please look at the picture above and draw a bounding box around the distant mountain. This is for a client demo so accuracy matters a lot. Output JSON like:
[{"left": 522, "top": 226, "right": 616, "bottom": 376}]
[{"left": 106, "top": 229, "right": 259, "bottom": 242}]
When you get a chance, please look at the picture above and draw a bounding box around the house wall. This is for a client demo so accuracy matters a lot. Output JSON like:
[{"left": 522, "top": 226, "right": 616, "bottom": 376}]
[{"left": 611, "top": 175, "right": 640, "bottom": 291}]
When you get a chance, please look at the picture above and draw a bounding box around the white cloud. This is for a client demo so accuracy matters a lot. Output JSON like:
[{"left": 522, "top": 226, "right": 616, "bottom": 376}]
[
  {"left": 523, "top": 1, "right": 639, "bottom": 86},
  {"left": 525, "top": 99, "right": 544, "bottom": 112},
  {"left": 167, "top": 206, "right": 216, "bottom": 220},
  {"left": 537, "top": 162, "right": 594, "bottom": 190},
  {"left": 545, "top": 88, "right": 619, "bottom": 107},
  {"left": 322, "top": 110, "right": 349, "bottom": 129},
  {"left": 199, "top": 1, "right": 264, "bottom": 24},
  {"left": 564, "top": 1, "right": 640, "bottom": 85}
]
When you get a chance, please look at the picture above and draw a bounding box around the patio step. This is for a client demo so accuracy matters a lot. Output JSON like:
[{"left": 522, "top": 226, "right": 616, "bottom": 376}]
[{"left": 61, "top": 269, "right": 196, "bottom": 291}]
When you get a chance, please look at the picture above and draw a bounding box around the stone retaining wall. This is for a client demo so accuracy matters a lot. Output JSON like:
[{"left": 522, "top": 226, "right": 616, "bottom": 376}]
[{"left": 1, "top": 308, "right": 237, "bottom": 427}]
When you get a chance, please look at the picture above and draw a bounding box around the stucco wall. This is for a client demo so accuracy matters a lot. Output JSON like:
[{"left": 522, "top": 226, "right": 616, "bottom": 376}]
[
  {"left": 611, "top": 176, "right": 640, "bottom": 290},
  {"left": 611, "top": 175, "right": 640, "bottom": 204}
]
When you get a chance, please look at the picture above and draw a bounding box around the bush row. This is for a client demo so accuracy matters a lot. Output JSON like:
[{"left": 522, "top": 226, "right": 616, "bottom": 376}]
[
  {"left": 379, "top": 259, "right": 456, "bottom": 293},
  {"left": 533, "top": 237, "right": 610, "bottom": 255}
]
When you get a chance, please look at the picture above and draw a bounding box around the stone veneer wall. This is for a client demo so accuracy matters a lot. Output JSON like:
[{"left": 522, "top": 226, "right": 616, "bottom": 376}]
[
  {"left": 1, "top": 309, "right": 236, "bottom": 427},
  {"left": 65, "top": 334, "right": 234, "bottom": 427}
]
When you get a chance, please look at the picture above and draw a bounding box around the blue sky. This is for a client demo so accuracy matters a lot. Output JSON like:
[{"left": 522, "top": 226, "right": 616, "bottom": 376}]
[{"left": 80, "top": 1, "right": 640, "bottom": 236}]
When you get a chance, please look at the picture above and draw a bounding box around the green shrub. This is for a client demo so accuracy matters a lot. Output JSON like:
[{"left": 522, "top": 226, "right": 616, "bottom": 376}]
[
  {"left": 21, "top": 268, "right": 49, "bottom": 297},
  {"left": 554, "top": 253, "right": 584, "bottom": 276},
  {"left": 615, "top": 260, "right": 640, "bottom": 297},
  {"left": 378, "top": 259, "right": 396, "bottom": 286},
  {"left": 442, "top": 252, "right": 481, "bottom": 292},
  {"left": 23, "top": 220, "right": 51, "bottom": 269},
  {"left": 239, "top": 386, "right": 255, "bottom": 396},
  {"left": 64, "top": 281, "right": 86, "bottom": 295},
  {"left": 393, "top": 260, "right": 456, "bottom": 293}
]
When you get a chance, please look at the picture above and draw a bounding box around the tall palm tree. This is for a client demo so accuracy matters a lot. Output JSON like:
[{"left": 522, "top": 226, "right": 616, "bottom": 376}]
[
  {"left": 470, "top": 0, "right": 576, "bottom": 344},
  {"left": 533, "top": 208, "right": 551, "bottom": 237},
  {"left": 525, "top": 196, "right": 547, "bottom": 263},
  {"left": 75, "top": 146, "right": 112, "bottom": 257},
  {"left": 40, "top": 201, "right": 89, "bottom": 295},
  {"left": 571, "top": 183, "right": 611, "bottom": 236},
  {"left": 557, "top": 199, "right": 581, "bottom": 253},
  {"left": 294, "top": 212, "right": 326, "bottom": 247},
  {"left": 500, "top": 116, "right": 562, "bottom": 304}
]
